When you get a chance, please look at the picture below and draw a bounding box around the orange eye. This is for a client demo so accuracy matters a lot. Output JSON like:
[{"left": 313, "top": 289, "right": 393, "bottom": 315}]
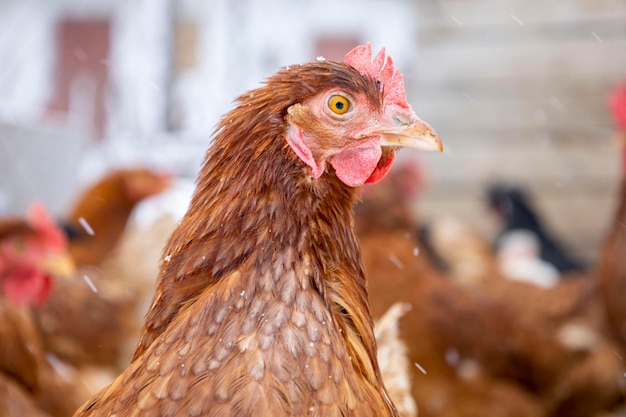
[{"left": 328, "top": 95, "right": 350, "bottom": 115}]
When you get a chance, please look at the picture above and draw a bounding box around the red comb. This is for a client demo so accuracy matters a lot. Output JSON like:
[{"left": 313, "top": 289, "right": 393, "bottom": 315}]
[
  {"left": 344, "top": 43, "right": 410, "bottom": 109},
  {"left": 26, "top": 202, "right": 67, "bottom": 252},
  {"left": 610, "top": 83, "right": 626, "bottom": 130}
]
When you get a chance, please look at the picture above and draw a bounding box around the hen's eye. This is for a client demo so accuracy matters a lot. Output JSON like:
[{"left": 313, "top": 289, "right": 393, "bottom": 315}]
[{"left": 328, "top": 95, "right": 351, "bottom": 115}]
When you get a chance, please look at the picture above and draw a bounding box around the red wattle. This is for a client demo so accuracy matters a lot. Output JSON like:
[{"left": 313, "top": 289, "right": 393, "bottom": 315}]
[
  {"left": 330, "top": 138, "right": 382, "bottom": 187},
  {"left": 365, "top": 152, "right": 395, "bottom": 184}
]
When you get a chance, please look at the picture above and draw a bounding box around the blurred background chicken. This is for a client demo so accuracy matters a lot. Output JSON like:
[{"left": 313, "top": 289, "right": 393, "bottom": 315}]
[
  {"left": 488, "top": 184, "right": 588, "bottom": 278},
  {"left": 0, "top": 204, "right": 90, "bottom": 417},
  {"left": 359, "top": 162, "right": 626, "bottom": 417},
  {"left": 36, "top": 168, "right": 172, "bottom": 375},
  {"left": 61, "top": 168, "right": 172, "bottom": 268}
]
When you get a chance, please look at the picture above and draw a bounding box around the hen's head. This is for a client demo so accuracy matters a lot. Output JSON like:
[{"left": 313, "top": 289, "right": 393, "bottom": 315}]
[
  {"left": 0, "top": 202, "right": 74, "bottom": 306},
  {"left": 222, "top": 43, "right": 441, "bottom": 190},
  {"left": 283, "top": 43, "right": 441, "bottom": 187}
]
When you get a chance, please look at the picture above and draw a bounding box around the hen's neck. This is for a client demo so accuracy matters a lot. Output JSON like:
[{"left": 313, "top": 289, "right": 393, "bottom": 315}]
[{"left": 169, "top": 126, "right": 359, "bottom": 277}]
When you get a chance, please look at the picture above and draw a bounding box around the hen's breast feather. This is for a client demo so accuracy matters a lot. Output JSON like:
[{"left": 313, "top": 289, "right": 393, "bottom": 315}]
[{"left": 90, "top": 249, "right": 374, "bottom": 416}]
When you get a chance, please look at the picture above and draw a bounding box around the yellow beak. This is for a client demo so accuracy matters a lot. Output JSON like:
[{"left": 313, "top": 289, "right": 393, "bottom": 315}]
[
  {"left": 40, "top": 253, "right": 76, "bottom": 279},
  {"left": 375, "top": 118, "right": 443, "bottom": 153}
]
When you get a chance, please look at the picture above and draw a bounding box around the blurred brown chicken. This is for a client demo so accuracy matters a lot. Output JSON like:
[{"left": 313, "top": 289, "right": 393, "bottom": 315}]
[
  {"left": 63, "top": 168, "right": 172, "bottom": 268},
  {"left": 359, "top": 162, "right": 625, "bottom": 417},
  {"left": 0, "top": 205, "right": 90, "bottom": 417},
  {"left": 358, "top": 175, "right": 550, "bottom": 417}
]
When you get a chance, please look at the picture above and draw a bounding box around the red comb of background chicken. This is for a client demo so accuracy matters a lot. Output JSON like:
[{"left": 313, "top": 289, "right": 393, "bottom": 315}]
[
  {"left": 27, "top": 202, "right": 67, "bottom": 253},
  {"left": 344, "top": 43, "right": 410, "bottom": 110},
  {"left": 0, "top": 202, "right": 67, "bottom": 306},
  {"left": 610, "top": 83, "right": 626, "bottom": 130}
]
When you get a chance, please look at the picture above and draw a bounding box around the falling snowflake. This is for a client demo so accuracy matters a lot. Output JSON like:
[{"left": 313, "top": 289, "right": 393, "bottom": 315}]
[
  {"left": 414, "top": 362, "right": 427, "bottom": 374},
  {"left": 78, "top": 217, "right": 95, "bottom": 236},
  {"left": 83, "top": 275, "right": 98, "bottom": 293}
]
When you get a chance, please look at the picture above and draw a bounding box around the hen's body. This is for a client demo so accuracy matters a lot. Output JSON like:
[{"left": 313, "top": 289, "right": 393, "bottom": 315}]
[
  {"left": 73, "top": 47, "right": 443, "bottom": 417},
  {"left": 81, "top": 158, "right": 389, "bottom": 416}
]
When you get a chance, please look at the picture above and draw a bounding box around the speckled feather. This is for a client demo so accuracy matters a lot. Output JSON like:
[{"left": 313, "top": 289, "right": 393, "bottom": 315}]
[{"left": 73, "top": 60, "right": 398, "bottom": 417}]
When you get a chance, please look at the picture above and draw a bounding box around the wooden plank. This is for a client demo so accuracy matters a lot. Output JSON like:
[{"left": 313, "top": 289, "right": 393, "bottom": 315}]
[
  {"left": 417, "top": 0, "right": 626, "bottom": 27},
  {"left": 413, "top": 95, "right": 614, "bottom": 132},
  {"left": 410, "top": 75, "right": 623, "bottom": 102},
  {"left": 418, "top": 18, "right": 626, "bottom": 47},
  {"left": 419, "top": 147, "right": 619, "bottom": 182},
  {"left": 414, "top": 40, "right": 626, "bottom": 80}
]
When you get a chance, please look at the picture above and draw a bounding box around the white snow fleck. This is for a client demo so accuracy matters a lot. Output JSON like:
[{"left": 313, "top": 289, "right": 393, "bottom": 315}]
[
  {"left": 164, "top": 254, "right": 172, "bottom": 262},
  {"left": 591, "top": 31, "right": 603, "bottom": 43},
  {"left": 451, "top": 16, "right": 463, "bottom": 26},
  {"left": 413, "top": 247, "right": 420, "bottom": 257},
  {"left": 509, "top": 14, "right": 524, "bottom": 26},
  {"left": 45, "top": 353, "right": 75, "bottom": 382},
  {"left": 389, "top": 254, "right": 404, "bottom": 269},
  {"left": 414, "top": 362, "right": 427, "bottom": 374},
  {"left": 78, "top": 217, "right": 95, "bottom": 236},
  {"left": 83, "top": 275, "right": 98, "bottom": 293},
  {"left": 316, "top": 56, "right": 326, "bottom": 62},
  {"left": 240, "top": 290, "right": 246, "bottom": 297}
]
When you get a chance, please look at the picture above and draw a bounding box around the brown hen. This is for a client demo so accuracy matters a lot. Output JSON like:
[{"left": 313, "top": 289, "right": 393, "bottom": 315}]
[
  {"left": 0, "top": 206, "right": 89, "bottom": 417},
  {"left": 73, "top": 44, "right": 442, "bottom": 417},
  {"left": 64, "top": 168, "right": 171, "bottom": 268},
  {"left": 360, "top": 165, "right": 625, "bottom": 417}
]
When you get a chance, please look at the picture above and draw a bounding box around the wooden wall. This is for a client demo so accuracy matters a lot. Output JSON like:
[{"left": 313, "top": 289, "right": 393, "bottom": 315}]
[{"left": 408, "top": 0, "right": 626, "bottom": 261}]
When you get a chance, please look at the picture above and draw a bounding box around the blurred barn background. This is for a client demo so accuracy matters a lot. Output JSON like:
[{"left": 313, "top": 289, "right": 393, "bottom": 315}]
[{"left": 1, "top": 0, "right": 624, "bottom": 261}]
